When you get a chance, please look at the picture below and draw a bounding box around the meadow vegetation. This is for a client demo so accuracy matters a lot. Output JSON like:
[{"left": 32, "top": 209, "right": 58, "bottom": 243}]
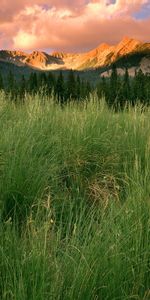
[{"left": 0, "top": 92, "right": 150, "bottom": 300}]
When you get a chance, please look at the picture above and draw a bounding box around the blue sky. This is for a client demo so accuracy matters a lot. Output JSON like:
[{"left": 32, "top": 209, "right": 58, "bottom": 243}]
[{"left": 134, "top": 2, "right": 150, "bottom": 19}]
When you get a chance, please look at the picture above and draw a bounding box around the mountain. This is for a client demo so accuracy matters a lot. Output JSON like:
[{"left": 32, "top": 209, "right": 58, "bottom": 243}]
[{"left": 0, "top": 37, "right": 150, "bottom": 76}]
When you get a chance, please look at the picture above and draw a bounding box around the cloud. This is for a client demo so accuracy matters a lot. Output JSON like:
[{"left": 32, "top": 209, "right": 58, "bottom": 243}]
[
  {"left": 13, "top": 30, "right": 37, "bottom": 49},
  {"left": 0, "top": 0, "right": 149, "bottom": 52},
  {"left": 0, "top": 0, "right": 85, "bottom": 22}
]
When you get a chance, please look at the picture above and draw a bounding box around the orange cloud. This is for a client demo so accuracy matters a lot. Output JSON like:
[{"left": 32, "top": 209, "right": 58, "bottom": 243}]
[{"left": 0, "top": 0, "right": 149, "bottom": 51}]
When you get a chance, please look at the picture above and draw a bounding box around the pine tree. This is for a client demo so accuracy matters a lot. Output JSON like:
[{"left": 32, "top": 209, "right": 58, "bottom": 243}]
[
  {"left": 85, "top": 81, "right": 91, "bottom": 98},
  {"left": 67, "top": 70, "right": 77, "bottom": 100},
  {"left": 124, "top": 67, "right": 130, "bottom": 99},
  {"left": 97, "top": 80, "right": 103, "bottom": 99},
  {"left": 109, "top": 64, "right": 118, "bottom": 107},
  {"left": 102, "top": 76, "right": 107, "bottom": 99},
  {"left": 28, "top": 72, "right": 38, "bottom": 95},
  {"left": 76, "top": 75, "right": 81, "bottom": 100},
  {"left": 133, "top": 69, "right": 145, "bottom": 104},
  {"left": 38, "top": 72, "right": 47, "bottom": 96},
  {"left": 145, "top": 73, "right": 150, "bottom": 105},
  {"left": 19, "top": 75, "right": 26, "bottom": 101},
  {"left": 47, "top": 72, "right": 56, "bottom": 96},
  {"left": 120, "top": 67, "right": 131, "bottom": 108},
  {"left": 97, "top": 76, "right": 108, "bottom": 101},
  {"left": 7, "top": 71, "right": 17, "bottom": 100},
  {"left": 7, "top": 71, "right": 14, "bottom": 92},
  {"left": 0, "top": 71, "right": 4, "bottom": 90},
  {"left": 80, "top": 80, "right": 86, "bottom": 99},
  {"left": 55, "top": 71, "right": 65, "bottom": 104}
]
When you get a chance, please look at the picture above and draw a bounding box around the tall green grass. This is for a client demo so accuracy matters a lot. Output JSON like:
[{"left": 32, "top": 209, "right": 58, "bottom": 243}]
[{"left": 0, "top": 93, "right": 150, "bottom": 299}]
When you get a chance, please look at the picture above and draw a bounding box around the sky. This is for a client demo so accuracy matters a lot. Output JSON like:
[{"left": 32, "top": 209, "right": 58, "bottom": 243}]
[{"left": 0, "top": 0, "right": 150, "bottom": 53}]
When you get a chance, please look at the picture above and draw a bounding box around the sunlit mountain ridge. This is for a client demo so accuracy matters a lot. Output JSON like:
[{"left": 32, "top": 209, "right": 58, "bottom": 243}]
[{"left": 0, "top": 37, "right": 150, "bottom": 75}]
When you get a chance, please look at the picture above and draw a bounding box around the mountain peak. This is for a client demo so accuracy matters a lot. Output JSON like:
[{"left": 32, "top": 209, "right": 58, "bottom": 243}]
[
  {"left": 29, "top": 51, "right": 45, "bottom": 57},
  {"left": 119, "top": 36, "right": 141, "bottom": 46},
  {"left": 52, "top": 51, "right": 67, "bottom": 59},
  {"left": 113, "top": 37, "right": 142, "bottom": 58},
  {"left": 97, "top": 43, "right": 111, "bottom": 51},
  {"left": 121, "top": 36, "right": 134, "bottom": 42},
  {"left": 51, "top": 51, "right": 75, "bottom": 59}
]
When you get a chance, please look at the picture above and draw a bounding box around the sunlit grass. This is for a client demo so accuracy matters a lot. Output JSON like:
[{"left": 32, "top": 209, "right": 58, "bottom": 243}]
[{"left": 0, "top": 93, "right": 150, "bottom": 300}]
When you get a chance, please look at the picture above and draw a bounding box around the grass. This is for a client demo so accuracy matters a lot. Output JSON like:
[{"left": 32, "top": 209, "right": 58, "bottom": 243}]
[{"left": 0, "top": 92, "right": 150, "bottom": 300}]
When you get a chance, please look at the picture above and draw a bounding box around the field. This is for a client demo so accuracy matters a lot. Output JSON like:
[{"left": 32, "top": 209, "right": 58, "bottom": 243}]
[{"left": 0, "top": 92, "right": 150, "bottom": 300}]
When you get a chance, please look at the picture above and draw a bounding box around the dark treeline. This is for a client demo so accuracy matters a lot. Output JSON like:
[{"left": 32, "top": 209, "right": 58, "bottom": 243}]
[
  {"left": 0, "top": 66, "right": 150, "bottom": 107},
  {"left": 97, "top": 65, "right": 150, "bottom": 108},
  {"left": 0, "top": 69, "right": 92, "bottom": 104}
]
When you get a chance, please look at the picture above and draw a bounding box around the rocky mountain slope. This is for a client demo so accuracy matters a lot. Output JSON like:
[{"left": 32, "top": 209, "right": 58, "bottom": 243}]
[{"left": 0, "top": 37, "right": 150, "bottom": 75}]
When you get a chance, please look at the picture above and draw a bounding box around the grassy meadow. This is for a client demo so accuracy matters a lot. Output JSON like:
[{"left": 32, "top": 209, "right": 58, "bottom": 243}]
[{"left": 0, "top": 92, "right": 150, "bottom": 300}]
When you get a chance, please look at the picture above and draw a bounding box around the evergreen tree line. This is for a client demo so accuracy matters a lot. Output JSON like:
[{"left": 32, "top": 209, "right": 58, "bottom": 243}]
[
  {"left": 0, "top": 66, "right": 150, "bottom": 107},
  {"left": 0, "top": 70, "right": 91, "bottom": 104},
  {"left": 97, "top": 65, "right": 150, "bottom": 108}
]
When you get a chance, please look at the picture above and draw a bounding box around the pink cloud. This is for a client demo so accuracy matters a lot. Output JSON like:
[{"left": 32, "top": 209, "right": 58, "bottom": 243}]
[
  {"left": 0, "top": 0, "right": 149, "bottom": 52},
  {"left": 0, "top": 0, "right": 85, "bottom": 21}
]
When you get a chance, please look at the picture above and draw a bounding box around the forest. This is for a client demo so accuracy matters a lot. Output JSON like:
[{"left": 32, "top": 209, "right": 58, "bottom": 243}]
[{"left": 0, "top": 65, "right": 150, "bottom": 107}]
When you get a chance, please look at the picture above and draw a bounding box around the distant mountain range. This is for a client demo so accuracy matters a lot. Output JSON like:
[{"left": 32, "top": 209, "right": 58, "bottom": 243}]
[{"left": 0, "top": 37, "right": 150, "bottom": 77}]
